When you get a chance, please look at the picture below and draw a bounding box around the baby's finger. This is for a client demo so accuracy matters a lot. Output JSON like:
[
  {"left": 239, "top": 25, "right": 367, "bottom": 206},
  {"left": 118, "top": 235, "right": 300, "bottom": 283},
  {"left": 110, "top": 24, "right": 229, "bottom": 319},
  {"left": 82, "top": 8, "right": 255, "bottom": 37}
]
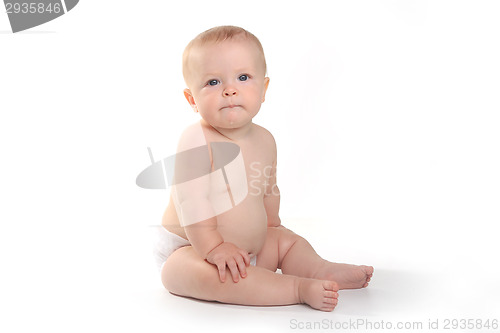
[
  {"left": 226, "top": 260, "right": 240, "bottom": 283},
  {"left": 216, "top": 261, "right": 226, "bottom": 283},
  {"left": 235, "top": 256, "right": 247, "bottom": 278},
  {"left": 239, "top": 250, "right": 251, "bottom": 266},
  {"left": 243, "top": 251, "right": 250, "bottom": 266}
]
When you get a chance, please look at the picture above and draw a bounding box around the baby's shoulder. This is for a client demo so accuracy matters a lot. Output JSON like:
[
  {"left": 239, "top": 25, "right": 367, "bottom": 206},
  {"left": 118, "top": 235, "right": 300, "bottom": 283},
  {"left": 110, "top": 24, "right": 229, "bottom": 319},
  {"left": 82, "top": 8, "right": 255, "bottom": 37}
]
[
  {"left": 252, "top": 123, "right": 276, "bottom": 147},
  {"left": 251, "top": 124, "right": 277, "bottom": 160},
  {"left": 176, "top": 121, "right": 207, "bottom": 152}
]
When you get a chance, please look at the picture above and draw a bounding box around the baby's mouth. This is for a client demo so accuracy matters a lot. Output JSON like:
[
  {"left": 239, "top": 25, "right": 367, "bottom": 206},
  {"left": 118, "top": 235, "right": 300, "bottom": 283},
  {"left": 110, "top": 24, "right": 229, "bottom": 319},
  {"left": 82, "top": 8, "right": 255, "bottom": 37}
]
[{"left": 221, "top": 104, "right": 241, "bottom": 110}]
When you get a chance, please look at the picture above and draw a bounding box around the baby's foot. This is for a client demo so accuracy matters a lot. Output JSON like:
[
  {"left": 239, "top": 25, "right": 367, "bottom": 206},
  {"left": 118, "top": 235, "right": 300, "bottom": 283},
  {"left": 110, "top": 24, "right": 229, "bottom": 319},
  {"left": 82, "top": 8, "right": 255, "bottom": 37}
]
[
  {"left": 297, "top": 279, "right": 339, "bottom": 312},
  {"left": 313, "top": 262, "right": 374, "bottom": 290}
]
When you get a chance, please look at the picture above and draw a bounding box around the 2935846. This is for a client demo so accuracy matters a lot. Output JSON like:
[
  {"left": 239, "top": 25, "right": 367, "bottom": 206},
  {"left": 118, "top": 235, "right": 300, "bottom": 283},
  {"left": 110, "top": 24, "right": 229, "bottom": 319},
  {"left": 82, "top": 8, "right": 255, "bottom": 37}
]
[
  {"left": 5, "top": 2, "right": 62, "bottom": 14},
  {"left": 443, "top": 319, "right": 498, "bottom": 330}
]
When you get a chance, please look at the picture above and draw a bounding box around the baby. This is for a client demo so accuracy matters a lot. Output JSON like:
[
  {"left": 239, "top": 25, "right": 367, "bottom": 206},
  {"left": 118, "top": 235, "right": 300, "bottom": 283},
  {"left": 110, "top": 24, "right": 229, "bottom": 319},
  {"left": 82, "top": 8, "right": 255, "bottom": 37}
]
[{"left": 158, "top": 25, "right": 373, "bottom": 312}]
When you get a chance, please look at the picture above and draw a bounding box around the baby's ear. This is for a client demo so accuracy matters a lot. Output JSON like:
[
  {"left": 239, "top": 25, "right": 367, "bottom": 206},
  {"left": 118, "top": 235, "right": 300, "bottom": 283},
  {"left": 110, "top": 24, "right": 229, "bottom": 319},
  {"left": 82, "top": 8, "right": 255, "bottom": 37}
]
[
  {"left": 261, "top": 77, "right": 270, "bottom": 102},
  {"left": 183, "top": 89, "right": 197, "bottom": 112}
]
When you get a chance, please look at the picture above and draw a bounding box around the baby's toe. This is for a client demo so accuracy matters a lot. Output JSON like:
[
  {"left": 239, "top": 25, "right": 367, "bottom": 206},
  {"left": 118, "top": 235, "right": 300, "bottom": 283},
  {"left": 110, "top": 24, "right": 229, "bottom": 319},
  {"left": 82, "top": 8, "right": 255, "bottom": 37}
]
[
  {"left": 322, "top": 298, "right": 338, "bottom": 311},
  {"left": 323, "top": 297, "right": 337, "bottom": 305},
  {"left": 321, "top": 305, "right": 335, "bottom": 312},
  {"left": 324, "top": 290, "right": 338, "bottom": 299}
]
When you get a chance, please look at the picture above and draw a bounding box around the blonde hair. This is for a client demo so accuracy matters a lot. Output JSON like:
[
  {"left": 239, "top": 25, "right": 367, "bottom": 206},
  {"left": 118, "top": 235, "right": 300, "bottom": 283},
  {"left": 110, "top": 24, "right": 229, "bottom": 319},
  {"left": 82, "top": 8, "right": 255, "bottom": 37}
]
[{"left": 182, "top": 26, "right": 267, "bottom": 84}]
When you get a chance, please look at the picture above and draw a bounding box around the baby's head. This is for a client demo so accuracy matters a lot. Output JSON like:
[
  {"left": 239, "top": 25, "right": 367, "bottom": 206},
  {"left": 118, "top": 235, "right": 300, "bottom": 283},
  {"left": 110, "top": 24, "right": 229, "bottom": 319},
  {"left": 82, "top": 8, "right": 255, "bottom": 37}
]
[
  {"left": 182, "top": 26, "right": 270, "bottom": 131},
  {"left": 183, "top": 26, "right": 267, "bottom": 85}
]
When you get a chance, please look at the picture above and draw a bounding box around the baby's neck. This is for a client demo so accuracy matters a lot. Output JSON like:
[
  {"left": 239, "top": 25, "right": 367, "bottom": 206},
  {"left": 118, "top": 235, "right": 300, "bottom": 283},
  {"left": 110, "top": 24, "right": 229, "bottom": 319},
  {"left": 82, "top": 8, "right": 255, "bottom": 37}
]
[{"left": 201, "top": 119, "right": 254, "bottom": 141}]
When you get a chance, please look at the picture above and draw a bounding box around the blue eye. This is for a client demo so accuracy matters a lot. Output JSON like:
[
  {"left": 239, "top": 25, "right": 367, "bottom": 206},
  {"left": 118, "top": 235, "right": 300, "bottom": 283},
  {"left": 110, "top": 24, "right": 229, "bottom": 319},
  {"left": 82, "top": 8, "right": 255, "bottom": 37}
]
[
  {"left": 238, "top": 74, "right": 249, "bottom": 81},
  {"left": 208, "top": 79, "right": 219, "bottom": 86}
]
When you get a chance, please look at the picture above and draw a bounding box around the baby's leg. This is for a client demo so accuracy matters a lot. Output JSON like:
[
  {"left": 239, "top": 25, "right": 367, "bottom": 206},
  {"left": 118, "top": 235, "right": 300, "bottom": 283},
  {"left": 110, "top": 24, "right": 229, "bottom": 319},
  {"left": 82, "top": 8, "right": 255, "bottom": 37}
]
[
  {"left": 162, "top": 246, "right": 339, "bottom": 311},
  {"left": 261, "top": 226, "right": 374, "bottom": 290}
]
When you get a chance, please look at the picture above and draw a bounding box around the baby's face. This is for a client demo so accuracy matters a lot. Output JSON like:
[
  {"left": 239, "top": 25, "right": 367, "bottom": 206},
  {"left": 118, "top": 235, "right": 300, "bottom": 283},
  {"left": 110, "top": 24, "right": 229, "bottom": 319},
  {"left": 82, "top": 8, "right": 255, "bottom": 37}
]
[{"left": 184, "top": 39, "right": 269, "bottom": 130}]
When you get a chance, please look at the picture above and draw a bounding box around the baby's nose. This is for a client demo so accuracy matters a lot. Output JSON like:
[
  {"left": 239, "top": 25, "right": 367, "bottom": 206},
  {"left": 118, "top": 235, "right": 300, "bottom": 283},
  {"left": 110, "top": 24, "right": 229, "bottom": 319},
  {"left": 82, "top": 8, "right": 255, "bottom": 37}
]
[{"left": 223, "top": 87, "right": 237, "bottom": 96}]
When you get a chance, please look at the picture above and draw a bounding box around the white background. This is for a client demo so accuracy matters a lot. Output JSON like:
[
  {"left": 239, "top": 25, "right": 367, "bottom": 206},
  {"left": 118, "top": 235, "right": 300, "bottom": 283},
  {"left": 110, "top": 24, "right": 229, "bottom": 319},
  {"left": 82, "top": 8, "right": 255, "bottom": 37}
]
[{"left": 1, "top": 1, "right": 499, "bottom": 332}]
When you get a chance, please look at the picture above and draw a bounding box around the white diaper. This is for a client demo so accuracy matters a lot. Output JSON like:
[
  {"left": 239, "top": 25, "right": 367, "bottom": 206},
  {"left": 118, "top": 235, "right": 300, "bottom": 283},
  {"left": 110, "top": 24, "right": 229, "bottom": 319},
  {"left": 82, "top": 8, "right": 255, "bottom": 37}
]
[
  {"left": 154, "top": 226, "right": 191, "bottom": 271},
  {"left": 155, "top": 226, "right": 257, "bottom": 271}
]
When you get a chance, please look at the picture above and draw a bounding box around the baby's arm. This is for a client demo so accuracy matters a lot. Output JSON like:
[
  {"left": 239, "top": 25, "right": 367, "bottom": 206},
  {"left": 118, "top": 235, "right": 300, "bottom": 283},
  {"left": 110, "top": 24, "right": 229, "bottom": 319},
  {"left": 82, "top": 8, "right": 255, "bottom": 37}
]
[
  {"left": 264, "top": 163, "right": 281, "bottom": 227},
  {"left": 175, "top": 169, "right": 250, "bottom": 283},
  {"left": 173, "top": 123, "right": 250, "bottom": 282},
  {"left": 263, "top": 134, "right": 281, "bottom": 227}
]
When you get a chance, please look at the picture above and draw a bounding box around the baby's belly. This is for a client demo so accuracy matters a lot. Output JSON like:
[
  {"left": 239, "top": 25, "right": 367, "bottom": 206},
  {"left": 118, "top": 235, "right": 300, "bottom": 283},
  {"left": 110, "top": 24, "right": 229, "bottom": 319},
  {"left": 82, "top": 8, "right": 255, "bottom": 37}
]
[{"left": 216, "top": 195, "right": 268, "bottom": 257}]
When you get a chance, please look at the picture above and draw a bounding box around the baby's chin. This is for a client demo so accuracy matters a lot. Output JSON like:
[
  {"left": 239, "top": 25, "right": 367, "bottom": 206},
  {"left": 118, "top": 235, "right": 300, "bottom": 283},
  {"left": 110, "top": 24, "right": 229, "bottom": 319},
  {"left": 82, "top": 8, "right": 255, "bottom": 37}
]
[
  {"left": 207, "top": 118, "right": 253, "bottom": 131},
  {"left": 219, "top": 114, "right": 254, "bottom": 128}
]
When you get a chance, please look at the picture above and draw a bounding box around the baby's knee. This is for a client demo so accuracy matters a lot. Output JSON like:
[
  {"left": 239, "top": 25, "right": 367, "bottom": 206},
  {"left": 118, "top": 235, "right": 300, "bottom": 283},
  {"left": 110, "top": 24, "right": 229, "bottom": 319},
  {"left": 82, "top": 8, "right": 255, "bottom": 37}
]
[
  {"left": 160, "top": 247, "right": 219, "bottom": 296},
  {"left": 160, "top": 249, "right": 183, "bottom": 292},
  {"left": 268, "top": 225, "right": 298, "bottom": 241},
  {"left": 161, "top": 247, "right": 196, "bottom": 292},
  {"left": 272, "top": 227, "right": 309, "bottom": 260},
  {"left": 273, "top": 226, "right": 302, "bottom": 244}
]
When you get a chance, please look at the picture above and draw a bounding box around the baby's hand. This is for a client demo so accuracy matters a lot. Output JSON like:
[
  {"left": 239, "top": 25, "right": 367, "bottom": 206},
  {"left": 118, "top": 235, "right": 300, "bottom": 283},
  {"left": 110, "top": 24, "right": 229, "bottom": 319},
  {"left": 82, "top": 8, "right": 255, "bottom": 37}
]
[{"left": 206, "top": 242, "right": 250, "bottom": 283}]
